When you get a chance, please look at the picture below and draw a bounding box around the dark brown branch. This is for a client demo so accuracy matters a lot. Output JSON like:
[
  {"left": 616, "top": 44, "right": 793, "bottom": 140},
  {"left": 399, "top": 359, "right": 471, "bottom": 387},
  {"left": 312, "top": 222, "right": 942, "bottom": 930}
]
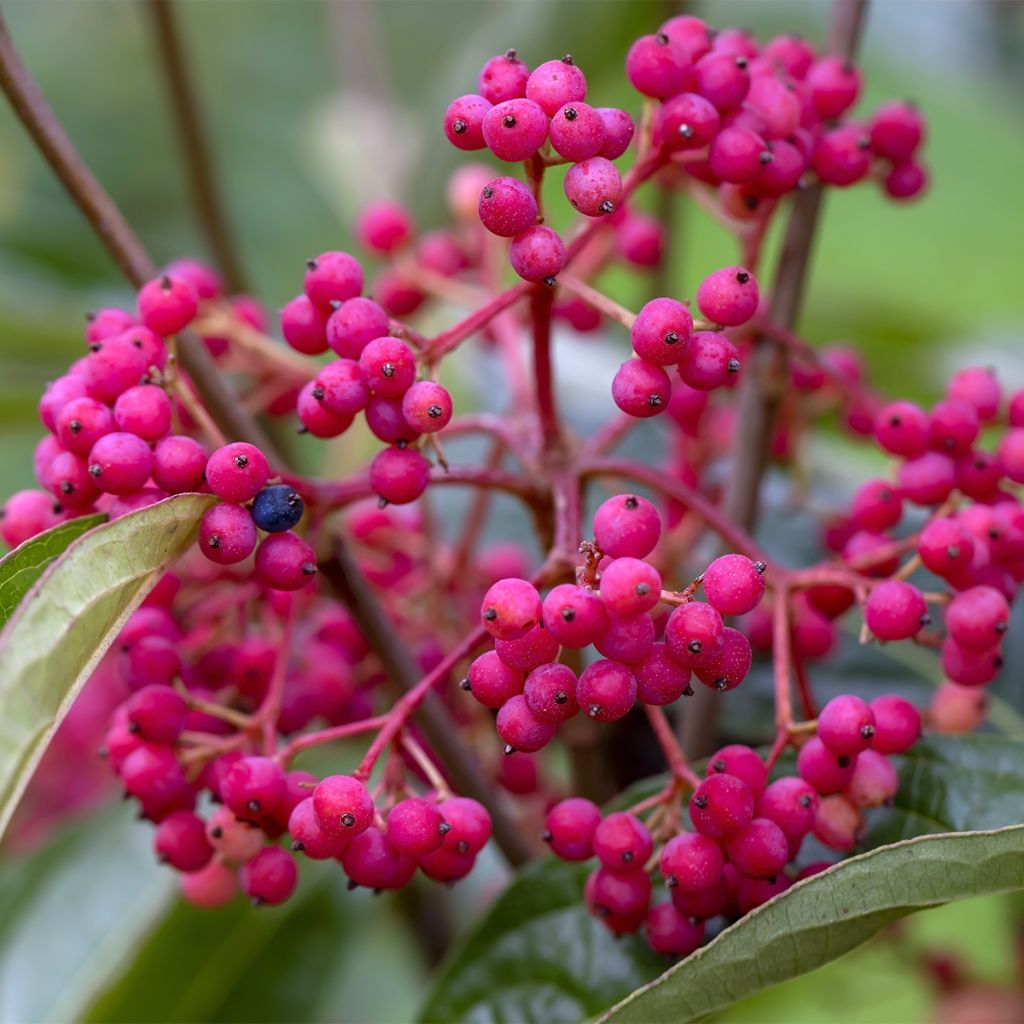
[
  {"left": 320, "top": 542, "right": 534, "bottom": 867},
  {"left": 0, "top": 8, "right": 533, "bottom": 869},
  {"left": 0, "top": 8, "right": 275, "bottom": 458},
  {"left": 681, "top": 0, "right": 870, "bottom": 758},
  {"left": 146, "top": 0, "right": 247, "bottom": 293}
]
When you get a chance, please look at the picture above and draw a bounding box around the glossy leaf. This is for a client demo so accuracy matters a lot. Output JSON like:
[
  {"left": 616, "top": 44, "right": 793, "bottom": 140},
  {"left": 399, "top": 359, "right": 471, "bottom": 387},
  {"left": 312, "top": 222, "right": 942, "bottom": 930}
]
[
  {"left": 418, "top": 858, "right": 664, "bottom": 1024},
  {"left": 0, "top": 512, "right": 106, "bottom": 626},
  {"left": 0, "top": 494, "right": 213, "bottom": 839},
  {"left": 598, "top": 825, "right": 1024, "bottom": 1023}
]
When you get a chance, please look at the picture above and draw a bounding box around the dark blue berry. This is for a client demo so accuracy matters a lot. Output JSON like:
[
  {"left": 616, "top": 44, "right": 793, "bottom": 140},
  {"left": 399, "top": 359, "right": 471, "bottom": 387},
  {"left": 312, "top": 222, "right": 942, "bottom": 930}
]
[{"left": 251, "top": 484, "right": 304, "bottom": 533}]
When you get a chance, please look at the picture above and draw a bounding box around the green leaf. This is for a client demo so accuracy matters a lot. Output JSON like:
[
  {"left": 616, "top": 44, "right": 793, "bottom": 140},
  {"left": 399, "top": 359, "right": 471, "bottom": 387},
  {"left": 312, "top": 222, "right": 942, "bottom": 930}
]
[
  {"left": 418, "top": 858, "right": 664, "bottom": 1024},
  {"left": 0, "top": 512, "right": 106, "bottom": 626},
  {"left": 0, "top": 801, "right": 175, "bottom": 1023},
  {"left": 0, "top": 494, "right": 214, "bottom": 839},
  {"left": 598, "top": 825, "right": 1024, "bottom": 1024},
  {"left": 871, "top": 734, "right": 1024, "bottom": 845}
]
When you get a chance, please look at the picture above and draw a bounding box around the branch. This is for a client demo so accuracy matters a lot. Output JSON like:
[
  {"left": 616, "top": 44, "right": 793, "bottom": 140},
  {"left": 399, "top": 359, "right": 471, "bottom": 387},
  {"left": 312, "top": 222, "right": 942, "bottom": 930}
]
[
  {"left": 682, "top": 0, "right": 870, "bottom": 758},
  {"left": 0, "top": 9, "right": 277, "bottom": 457},
  {"left": 147, "top": 0, "right": 247, "bottom": 292}
]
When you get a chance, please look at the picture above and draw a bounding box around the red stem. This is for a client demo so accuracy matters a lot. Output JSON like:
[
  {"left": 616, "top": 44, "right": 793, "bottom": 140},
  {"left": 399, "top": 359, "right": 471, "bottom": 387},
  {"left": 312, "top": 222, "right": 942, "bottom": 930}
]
[
  {"left": 276, "top": 716, "right": 389, "bottom": 764},
  {"left": 531, "top": 287, "right": 561, "bottom": 455},
  {"left": 644, "top": 705, "right": 700, "bottom": 788}
]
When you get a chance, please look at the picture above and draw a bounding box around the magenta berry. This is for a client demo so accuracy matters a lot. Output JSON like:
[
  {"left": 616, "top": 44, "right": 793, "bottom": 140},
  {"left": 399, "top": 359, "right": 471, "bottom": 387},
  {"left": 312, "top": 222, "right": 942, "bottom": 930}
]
[
  {"left": 625, "top": 32, "right": 691, "bottom": 98},
  {"left": 696, "top": 267, "right": 759, "bottom": 327},
  {"left": 948, "top": 367, "right": 1000, "bottom": 421},
  {"left": 401, "top": 380, "right": 453, "bottom": 433},
  {"left": 56, "top": 396, "right": 114, "bottom": 456},
  {"left": 221, "top": 755, "right": 287, "bottom": 818},
  {"left": 813, "top": 794, "right": 863, "bottom": 851},
  {"left": 314, "top": 359, "right": 370, "bottom": 418},
  {"left": 597, "top": 107, "right": 635, "bottom": 159},
  {"left": 703, "top": 554, "right": 766, "bottom": 617},
  {"left": 630, "top": 298, "right": 693, "bottom": 366},
  {"left": 82, "top": 334, "right": 151, "bottom": 403},
  {"left": 635, "top": 643, "right": 691, "bottom": 705},
  {"left": 369, "top": 446, "right": 431, "bottom": 505},
  {"left": 509, "top": 225, "right": 566, "bottom": 284},
  {"left": 298, "top": 380, "right": 352, "bottom": 438},
  {"left": 695, "top": 52, "right": 750, "bottom": 113},
  {"left": 481, "top": 577, "right": 542, "bottom": 641},
  {"left": 812, "top": 125, "right": 872, "bottom": 188},
  {"left": 564, "top": 157, "right": 621, "bottom": 217},
  {"left": 525, "top": 57, "right": 586, "bottom": 116},
  {"left": 1, "top": 490, "right": 62, "bottom": 548},
  {"left": 240, "top": 847, "right": 297, "bottom": 907},
  {"left": 946, "top": 585, "right": 1010, "bottom": 651},
  {"left": 594, "top": 612, "right": 655, "bottom": 664},
  {"left": 593, "top": 494, "right": 661, "bottom": 559},
  {"left": 797, "top": 736, "right": 857, "bottom": 795},
  {"left": 478, "top": 177, "right": 538, "bottom": 237},
  {"left": 645, "top": 904, "right": 705, "bottom": 957},
  {"left": 665, "top": 601, "right": 724, "bottom": 669},
  {"left": 817, "top": 694, "right": 876, "bottom": 757},
  {"left": 523, "top": 662, "right": 579, "bottom": 723},
  {"left": 725, "top": 818, "right": 789, "bottom": 879},
  {"left": 864, "top": 580, "right": 929, "bottom": 641},
  {"left": 577, "top": 659, "right": 637, "bottom": 722},
  {"left": 689, "top": 773, "right": 754, "bottom": 841},
  {"left": 851, "top": 479, "right": 903, "bottom": 533},
  {"left": 200, "top": 502, "right": 257, "bottom": 565},
  {"left": 478, "top": 50, "right": 529, "bottom": 104},
  {"left": 254, "top": 531, "right": 317, "bottom": 590},
  {"left": 806, "top": 55, "right": 861, "bottom": 119},
  {"left": 87, "top": 432, "right": 154, "bottom": 495},
  {"left": 586, "top": 867, "right": 651, "bottom": 935},
  {"left": 541, "top": 584, "right": 609, "bottom": 648},
  {"left": 549, "top": 102, "right": 607, "bottom": 162},
  {"left": 439, "top": 797, "right": 492, "bottom": 856},
  {"left": 707, "top": 745, "right": 767, "bottom": 797},
  {"left": 303, "top": 251, "right": 362, "bottom": 311},
  {"left": 289, "top": 798, "right": 348, "bottom": 860},
  {"left": 358, "top": 337, "right": 416, "bottom": 398},
  {"left": 660, "top": 831, "right": 723, "bottom": 892},
  {"left": 544, "top": 798, "right": 601, "bottom": 861},
  {"left": 313, "top": 774, "right": 374, "bottom": 838},
  {"left": 137, "top": 274, "right": 198, "bottom": 336},
  {"left": 325, "top": 297, "right": 390, "bottom": 359},
  {"left": 658, "top": 92, "right": 719, "bottom": 151},
  {"left": 599, "top": 557, "right": 662, "bottom": 616},
  {"left": 612, "top": 358, "right": 671, "bottom": 418},
  {"left": 206, "top": 442, "right": 269, "bottom": 503},
  {"left": 496, "top": 693, "right": 557, "bottom": 753},
  {"left": 125, "top": 684, "right": 188, "bottom": 744},
  {"left": 678, "top": 331, "right": 740, "bottom": 391},
  {"left": 756, "top": 776, "right": 820, "bottom": 843},
  {"left": 847, "top": 749, "right": 899, "bottom": 808},
  {"left": 356, "top": 202, "right": 413, "bottom": 254},
  {"left": 869, "top": 695, "right": 921, "bottom": 754},
  {"left": 494, "top": 623, "right": 560, "bottom": 673},
  {"left": 593, "top": 812, "right": 653, "bottom": 871},
  {"left": 709, "top": 126, "right": 770, "bottom": 184},
  {"left": 464, "top": 651, "right": 523, "bottom": 709},
  {"left": 154, "top": 810, "right": 214, "bottom": 873},
  {"left": 386, "top": 798, "right": 447, "bottom": 857},
  {"left": 444, "top": 94, "right": 492, "bottom": 150},
  {"left": 113, "top": 385, "right": 172, "bottom": 442},
  {"left": 482, "top": 98, "right": 549, "bottom": 162}
]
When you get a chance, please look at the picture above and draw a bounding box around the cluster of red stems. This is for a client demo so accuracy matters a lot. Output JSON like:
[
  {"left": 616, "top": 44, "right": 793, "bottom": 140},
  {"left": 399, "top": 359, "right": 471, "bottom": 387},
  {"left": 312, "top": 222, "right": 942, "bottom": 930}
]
[{"left": 2, "top": 13, "right": 1017, "bottom": 957}]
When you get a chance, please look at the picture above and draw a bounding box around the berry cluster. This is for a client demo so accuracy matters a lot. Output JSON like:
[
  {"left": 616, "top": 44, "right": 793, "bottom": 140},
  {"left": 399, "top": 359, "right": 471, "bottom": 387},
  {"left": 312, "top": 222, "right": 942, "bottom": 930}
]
[
  {"left": 3, "top": 9, "right": 1004, "bottom": 962},
  {"left": 469, "top": 495, "right": 766, "bottom": 752},
  {"left": 546, "top": 689, "right": 920, "bottom": 953}
]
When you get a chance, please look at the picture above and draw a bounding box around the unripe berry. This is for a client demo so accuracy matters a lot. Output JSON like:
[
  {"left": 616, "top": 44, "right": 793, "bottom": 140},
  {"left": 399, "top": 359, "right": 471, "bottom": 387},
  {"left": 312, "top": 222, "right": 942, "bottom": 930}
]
[
  {"left": 612, "top": 358, "right": 671, "bottom": 418},
  {"left": 594, "top": 812, "right": 653, "bottom": 872},
  {"left": 543, "top": 798, "right": 601, "bottom": 861},
  {"left": 660, "top": 831, "right": 723, "bottom": 892},
  {"left": 549, "top": 102, "right": 607, "bottom": 162},
  {"left": 797, "top": 736, "right": 856, "bottom": 795},
  {"left": 946, "top": 586, "right": 1010, "bottom": 651},
  {"left": 625, "top": 32, "right": 692, "bottom": 98},
  {"left": 948, "top": 367, "right": 1000, "bottom": 422},
  {"left": 689, "top": 773, "right": 754, "bottom": 841},
  {"left": 525, "top": 57, "right": 586, "bottom": 116},
  {"left": 154, "top": 810, "right": 214, "bottom": 872},
  {"left": 313, "top": 774, "right": 374, "bottom": 838},
  {"left": 599, "top": 557, "right": 662, "bottom": 616},
  {"left": 576, "top": 659, "right": 637, "bottom": 722},
  {"left": 658, "top": 92, "right": 719, "bottom": 151},
  {"left": 703, "top": 553, "right": 766, "bottom": 617},
  {"left": 369, "top": 447, "right": 431, "bottom": 505},
  {"left": 694, "top": 626, "right": 752, "bottom": 692},
  {"left": 593, "top": 493, "right": 661, "bottom": 559},
  {"left": 812, "top": 794, "right": 863, "bottom": 852},
  {"left": 509, "top": 225, "right": 566, "bottom": 283},
  {"left": 696, "top": 267, "right": 759, "bottom": 327},
  {"left": 864, "top": 580, "right": 929, "bottom": 641},
  {"left": 496, "top": 693, "right": 557, "bottom": 753},
  {"left": 240, "top": 847, "right": 297, "bottom": 906},
  {"left": 817, "top": 694, "right": 876, "bottom": 757},
  {"left": 254, "top": 531, "right": 317, "bottom": 591},
  {"left": 634, "top": 643, "right": 691, "bottom": 705},
  {"left": 87, "top": 432, "right": 154, "bottom": 496},
  {"left": 180, "top": 859, "right": 237, "bottom": 908},
  {"left": 401, "top": 380, "right": 452, "bottom": 434},
  {"left": 280, "top": 295, "right": 329, "bottom": 355},
  {"left": 444, "top": 94, "right": 492, "bottom": 150},
  {"left": 303, "top": 251, "right": 362, "bottom": 311},
  {"left": 931, "top": 681, "right": 986, "bottom": 733},
  {"left": 387, "top": 798, "right": 447, "bottom": 857},
  {"left": 541, "top": 584, "right": 609, "bottom": 648},
  {"left": 481, "top": 577, "right": 542, "bottom": 641},
  {"left": 357, "top": 202, "right": 414, "bottom": 254},
  {"left": 847, "top": 749, "right": 899, "bottom": 808},
  {"left": 477, "top": 177, "right": 538, "bottom": 237},
  {"left": 206, "top": 442, "right": 269, "bottom": 504},
  {"left": 869, "top": 695, "right": 921, "bottom": 754},
  {"left": 594, "top": 612, "right": 655, "bottom": 664},
  {"left": 630, "top": 298, "right": 693, "bottom": 366},
  {"left": 482, "top": 98, "right": 549, "bottom": 161},
  {"left": 523, "top": 662, "right": 579, "bottom": 723},
  {"left": 137, "top": 274, "right": 199, "bottom": 336},
  {"left": 678, "top": 331, "right": 740, "bottom": 391},
  {"left": 564, "top": 157, "right": 622, "bottom": 217},
  {"left": 725, "top": 817, "right": 789, "bottom": 879}
]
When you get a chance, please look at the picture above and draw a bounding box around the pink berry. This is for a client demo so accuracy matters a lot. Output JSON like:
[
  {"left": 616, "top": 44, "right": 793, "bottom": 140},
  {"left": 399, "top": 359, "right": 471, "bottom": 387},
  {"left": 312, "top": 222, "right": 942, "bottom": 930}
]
[
  {"left": 481, "top": 578, "right": 542, "bottom": 641},
  {"left": 87, "top": 432, "right": 153, "bottom": 495},
  {"left": 494, "top": 624, "right": 560, "bottom": 673},
  {"left": 240, "top": 847, "right": 297, "bottom": 906},
  {"left": 851, "top": 479, "right": 902, "bottom": 532},
  {"left": 544, "top": 798, "right": 601, "bottom": 861},
  {"left": 797, "top": 736, "right": 856, "bottom": 795},
  {"left": 725, "top": 817, "right": 788, "bottom": 879},
  {"left": 549, "top": 102, "right": 607, "bottom": 162},
  {"left": 496, "top": 693, "right": 557, "bottom": 753},
  {"left": 709, "top": 126, "right": 770, "bottom": 184},
  {"left": 254, "top": 531, "right": 317, "bottom": 590},
  {"left": 137, "top": 274, "right": 198, "bottom": 336},
  {"left": 694, "top": 627, "right": 752, "bottom": 692},
  {"left": 314, "top": 359, "right": 370, "bottom": 418},
  {"left": 664, "top": 601, "right": 724, "bottom": 669},
  {"left": 806, "top": 56, "right": 861, "bottom": 118},
  {"left": 593, "top": 493, "right": 661, "bottom": 559},
  {"left": 82, "top": 334, "right": 151, "bottom": 403},
  {"left": 325, "top": 297, "right": 390, "bottom": 361},
  {"left": 113, "top": 384, "right": 172, "bottom": 441},
  {"left": 864, "top": 580, "right": 929, "bottom": 641},
  {"left": 660, "top": 831, "right": 723, "bottom": 892},
  {"left": 564, "top": 157, "right": 622, "bottom": 217},
  {"left": 658, "top": 92, "right": 719, "bottom": 150},
  {"left": 303, "top": 251, "right": 362, "bottom": 311},
  {"left": 690, "top": 773, "right": 754, "bottom": 841},
  {"left": 869, "top": 695, "right": 921, "bottom": 754},
  {"left": 577, "top": 659, "right": 637, "bottom": 722},
  {"left": 356, "top": 202, "right": 414, "bottom": 253},
  {"left": 509, "top": 225, "right": 566, "bottom": 284},
  {"left": 280, "top": 295, "right": 329, "bottom": 355},
  {"left": 597, "top": 107, "right": 635, "bottom": 159},
  {"left": 946, "top": 586, "right": 1010, "bottom": 651},
  {"left": 703, "top": 554, "right": 766, "bottom": 617},
  {"left": 594, "top": 812, "right": 653, "bottom": 871},
  {"left": 898, "top": 452, "right": 957, "bottom": 506},
  {"left": 439, "top": 797, "right": 492, "bottom": 856},
  {"left": 541, "top": 584, "right": 609, "bottom": 648},
  {"left": 200, "top": 503, "right": 257, "bottom": 565},
  {"left": 482, "top": 98, "right": 549, "bottom": 162},
  {"left": 696, "top": 267, "right": 759, "bottom": 326},
  {"left": 180, "top": 859, "right": 236, "bottom": 907},
  {"left": 594, "top": 612, "right": 656, "bottom": 664},
  {"left": 464, "top": 650, "right": 523, "bottom": 709},
  {"left": 694, "top": 52, "right": 750, "bottom": 113},
  {"left": 206, "top": 442, "right": 269, "bottom": 503},
  {"left": 707, "top": 745, "right": 767, "bottom": 797},
  {"left": 401, "top": 380, "right": 452, "bottom": 434},
  {"left": 0, "top": 490, "right": 62, "bottom": 548},
  {"left": 525, "top": 56, "right": 586, "bottom": 116},
  {"left": 358, "top": 337, "right": 416, "bottom": 398},
  {"left": 932, "top": 682, "right": 987, "bottom": 733},
  {"left": 154, "top": 810, "right": 214, "bottom": 872},
  {"left": 678, "top": 331, "right": 740, "bottom": 391},
  {"left": 313, "top": 774, "right": 374, "bottom": 838},
  {"left": 813, "top": 794, "right": 862, "bottom": 851},
  {"left": 612, "top": 358, "right": 671, "bottom": 418},
  {"left": 869, "top": 101, "right": 925, "bottom": 162},
  {"left": 523, "top": 662, "right": 579, "bottom": 723},
  {"left": 818, "top": 694, "right": 876, "bottom": 757},
  {"left": 387, "top": 798, "right": 447, "bottom": 857},
  {"left": 478, "top": 50, "right": 530, "bottom": 104},
  {"left": 85, "top": 307, "right": 137, "bottom": 344},
  {"left": 756, "top": 776, "right": 819, "bottom": 843},
  {"left": 635, "top": 643, "right": 691, "bottom": 705},
  {"left": 630, "top": 298, "right": 693, "bottom": 366},
  {"left": 586, "top": 867, "right": 651, "bottom": 935},
  {"left": 812, "top": 125, "right": 872, "bottom": 187},
  {"left": 599, "top": 557, "right": 662, "bottom": 617},
  {"left": 884, "top": 160, "right": 928, "bottom": 201},
  {"left": 478, "top": 177, "right": 538, "bottom": 237},
  {"left": 56, "top": 396, "right": 114, "bottom": 455},
  {"left": 660, "top": 15, "right": 713, "bottom": 61},
  {"left": 370, "top": 447, "right": 431, "bottom": 505},
  {"left": 444, "top": 94, "right": 492, "bottom": 151},
  {"left": 289, "top": 797, "right": 349, "bottom": 860},
  {"left": 625, "top": 32, "right": 692, "bottom": 98},
  {"left": 847, "top": 749, "right": 899, "bottom": 808}
]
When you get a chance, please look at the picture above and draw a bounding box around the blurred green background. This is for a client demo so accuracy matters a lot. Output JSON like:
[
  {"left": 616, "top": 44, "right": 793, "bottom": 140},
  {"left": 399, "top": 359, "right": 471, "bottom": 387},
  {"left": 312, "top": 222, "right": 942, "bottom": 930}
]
[{"left": 1, "top": 1, "right": 1023, "bottom": 1022}]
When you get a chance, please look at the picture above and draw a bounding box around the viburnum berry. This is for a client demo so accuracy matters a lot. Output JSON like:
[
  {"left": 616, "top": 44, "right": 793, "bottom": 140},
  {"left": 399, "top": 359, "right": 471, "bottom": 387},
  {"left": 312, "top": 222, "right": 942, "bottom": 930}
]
[
  {"left": 369, "top": 446, "right": 431, "bottom": 505},
  {"left": 509, "top": 225, "right": 566, "bottom": 283},
  {"left": 594, "top": 612, "right": 655, "bottom": 664},
  {"left": 599, "top": 557, "right": 662, "bottom": 616},
  {"left": 630, "top": 298, "right": 693, "bottom": 366},
  {"left": 251, "top": 484, "right": 305, "bottom": 534},
  {"left": 137, "top": 274, "right": 199, "bottom": 336},
  {"left": 703, "top": 554, "right": 766, "bottom": 617},
  {"left": 254, "top": 531, "right": 317, "bottom": 590},
  {"left": 206, "top": 443, "right": 269, "bottom": 503},
  {"left": 707, "top": 744, "right": 767, "bottom": 797},
  {"left": 756, "top": 776, "right": 820, "bottom": 843},
  {"left": 523, "top": 662, "right": 579, "bottom": 723},
  {"left": 597, "top": 107, "right": 635, "bottom": 158},
  {"left": 444, "top": 94, "right": 492, "bottom": 151},
  {"left": 325, "top": 297, "right": 391, "bottom": 359},
  {"left": 725, "top": 817, "right": 789, "bottom": 879},
  {"left": 593, "top": 812, "right": 653, "bottom": 871},
  {"left": 868, "top": 695, "right": 921, "bottom": 754},
  {"left": 797, "top": 736, "right": 857, "bottom": 795},
  {"left": 806, "top": 55, "right": 861, "bottom": 119},
  {"left": 304, "top": 251, "right": 362, "bottom": 311},
  {"left": 496, "top": 693, "right": 557, "bottom": 753},
  {"left": 541, "top": 584, "right": 609, "bottom": 648},
  {"left": 945, "top": 586, "right": 1010, "bottom": 651},
  {"left": 813, "top": 794, "right": 863, "bottom": 851},
  {"left": 438, "top": 797, "right": 492, "bottom": 856},
  {"left": 543, "top": 798, "right": 601, "bottom": 861},
  {"left": 625, "top": 32, "right": 691, "bottom": 98},
  {"left": 356, "top": 202, "right": 414, "bottom": 254},
  {"left": 401, "top": 380, "right": 452, "bottom": 434},
  {"left": 481, "top": 578, "right": 542, "bottom": 641},
  {"left": 478, "top": 50, "right": 529, "bottom": 104},
  {"left": 298, "top": 380, "right": 352, "bottom": 438},
  {"left": 660, "top": 831, "right": 723, "bottom": 892},
  {"left": 464, "top": 650, "right": 523, "bottom": 709},
  {"left": 696, "top": 267, "right": 759, "bottom": 327},
  {"left": 495, "top": 623, "right": 560, "bottom": 672},
  {"left": 220, "top": 755, "right": 287, "bottom": 818},
  {"left": 564, "top": 156, "right": 621, "bottom": 217},
  {"left": 477, "top": 177, "right": 538, "bottom": 237},
  {"left": 577, "top": 659, "right": 637, "bottom": 722},
  {"left": 694, "top": 52, "right": 750, "bottom": 113},
  {"left": 665, "top": 601, "right": 724, "bottom": 668},
  {"left": 678, "top": 331, "right": 740, "bottom": 391},
  {"left": 152, "top": 435, "right": 206, "bottom": 494},
  {"left": 154, "top": 810, "right": 214, "bottom": 873},
  {"left": 941, "top": 637, "right": 1001, "bottom": 688},
  {"left": 525, "top": 56, "right": 586, "bottom": 116},
  {"left": 482, "top": 98, "right": 549, "bottom": 162},
  {"left": 690, "top": 773, "right": 754, "bottom": 841},
  {"left": 864, "top": 580, "right": 929, "bottom": 641},
  {"left": 813, "top": 125, "right": 872, "bottom": 187},
  {"left": 358, "top": 337, "right": 416, "bottom": 398},
  {"left": 694, "top": 626, "right": 752, "bottom": 692},
  {"left": 593, "top": 493, "right": 661, "bottom": 559},
  {"left": 240, "top": 847, "right": 297, "bottom": 906},
  {"left": 386, "top": 798, "right": 447, "bottom": 857},
  {"left": 817, "top": 694, "right": 876, "bottom": 757},
  {"left": 0, "top": 490, "right": 62, "bottom": 548},
  {"left": 549, "top": 102, "right": 607, "bottom": 162},
  {"left": 658, "top": 92, "right": 719, "bottom": 151},
  {"left": 897, "top": 451, "right": 957, "bottom": 506},
  {"left": 87, "top": 432, "right": 154, "bottom": 496},
  {"left": 847, "top": 749, "right": 899, "bottom": 808},
  {"left": 612, "top": 358, "right": 671, "bottom": 418},
  {"left": 289, "top": 797, "right": 349, "bottom": 860},
  {"left": 585, "top": 867, "right": 651, "bottom": 934},
  {"left": 634, "top": 643, "right": 691, "bottom": 705},
  {"left": 931, "top": 681, "right": 987, "bottom": 733},
  {"left": 313, "top": 775, "right": 374, "bottom": 838}
]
